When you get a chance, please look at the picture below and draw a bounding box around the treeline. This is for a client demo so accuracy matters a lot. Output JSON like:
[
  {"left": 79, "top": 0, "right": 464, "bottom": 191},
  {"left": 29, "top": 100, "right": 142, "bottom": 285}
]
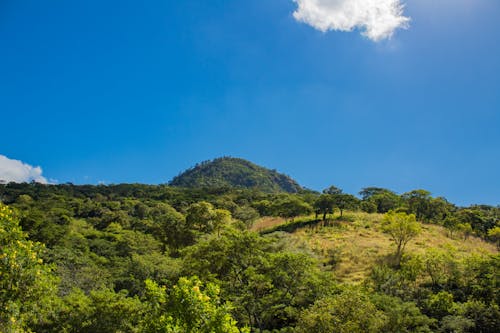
[
  {"left": 0, "top": 182, "right": 499, "bottom": 332},
  {"left": 1, "top": 183, "right": 497, "bottom": 240}
]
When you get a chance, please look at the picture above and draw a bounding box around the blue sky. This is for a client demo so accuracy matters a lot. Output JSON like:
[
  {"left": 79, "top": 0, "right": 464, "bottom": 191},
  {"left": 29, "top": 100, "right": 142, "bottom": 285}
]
[{"left": 0, "top": 0, "right": 499, "bottom": 206}]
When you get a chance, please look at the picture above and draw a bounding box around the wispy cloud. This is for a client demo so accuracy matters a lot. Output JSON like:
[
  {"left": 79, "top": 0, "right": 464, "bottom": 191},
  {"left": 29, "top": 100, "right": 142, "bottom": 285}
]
[
  {"left": 292, "top": 0, "right": 410, "bottom": 41},
  {"left": 0, "top": 155, "right": 48, "bottom": 184}
]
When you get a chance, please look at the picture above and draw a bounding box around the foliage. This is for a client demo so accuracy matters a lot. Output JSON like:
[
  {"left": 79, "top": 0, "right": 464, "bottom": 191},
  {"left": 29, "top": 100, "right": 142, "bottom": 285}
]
[
  {"left": 364, "top": 189, "right": 400, "bottom": 213},
  {"left": 0, "top": 181, "right": 498, "bottom": 332},
  {"left": 150, "top": 203, "right": 188, "bottom": 251},
  {"left": 370, "top": 293, "right": 435, "bottom": 332},
  {"left": 169, "top": 157, "right": 302, "bottom": 193},
  {"left": 322, "top": 185, "right": 343, "bottom": 195},
  {"left": 0, "top": 203, "right": 57, "bottom": 332},
  {"left": 186, "top": 201, "right": 232, "bottom": 236},
  {"left": 331, "top": 193, "right": 359, "bottom": 217},
  {"left": 313, "top": 194, "right": 335, "bottom": 221},
  {"left": 45, "top": 288, "right": 143, "bottom": 333},
  {"left": 295, "top": 288, "right": 387, "bottom": 333},
  {"left": 141, "top": 277, "right": 246, "bottom": 333},
  {"left": 272, "top": 195, "right": 313, "bottom": 221},
  {"left": 182, "top": 229, "right": 329, "bottom": 331},
  {"left": 232, "top": 205, "right": 259, "bottom": 227},
  {"left": 382, "top": 211, "right": 422, "bottom": 266},
  {"left": 488, "top": 226, "right": 500, "bottom": 249}
]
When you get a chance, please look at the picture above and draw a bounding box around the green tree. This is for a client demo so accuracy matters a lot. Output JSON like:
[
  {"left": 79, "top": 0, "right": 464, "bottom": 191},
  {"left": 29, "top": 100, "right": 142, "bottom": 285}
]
[
  {"left": 182, "top": 229, "right": 327, "bottom": 331},
  {"left": 425, "top": 291, "right": 457, "bottom": 319},
  {"left": 443, "top": 216, "right": 460, "bottom": 238},
  {"left": 439, "top": 315, "right": 474, "bottom": 333},
  {"left": 213, "top": 208, "right": 232, "bottom": 237},
  {"left": 420, "top": 248, "right": 456, "bottom": 289},
  {"left": 428, "top": 197, "right": 454, "bottom": 223},
  {"left": 48, "top": 288, "right": 144, "bottom": 333},
  {"left": 262, "top": 252, "right": 330, "bottom": 330},
  {"left": 382, "top": 211, "right": 422, "bottom": 266},
  {"left": 142, "top": 276, "right": 247, "bottom": 333},
  {"left": 459, "top": 300, "right": 500, "bottom": 333},
  {"left": 252, "top": 200, "right": 272, "bottom": 216},
  {"left": 461, "top": 254, "right": 499, "bottom": 304},
  {"left": 331, "top": 193, "right": 359, "bottom": 217},
  {"left": 313, "top": 194, "right": 335, "bottom": 221},
  {"left": 323, "top": 185, "right": 343, "bottom": 195},
  {"left": 359, "top": 187, "right": 392, "bottom": 200},
  {"left": 232, "top": 206, "right": 259, "bottom": 228},
  {"left": 370, "top": 191, "right": 401, "bottom": 213},
  {"left": 0, "top": 203, "right": 58, "bottom": 332},
  {"left": 296, "top": 289, "right": 386, "bottom": 333},
  {"left": 151, "top": 203, "right": 191, "bottom": 250},
  {"left": 456, "top": 223, "right": 473, "bottom": 240},
  {"left": 370, "top": 293, "right": 434, "bottom": 333},
  {"left": 272, "top": 196, "right": 313, "bottom": 221},
  {"left": 456, "top": 209, "right": 487, "bottom": 235},
  {"left": 487, "top": 226, "right": 500, "bottom": 249},
  {"left": 401, "top": 189, "right": 432, "bottom": 221},
  {"left": 359, "top": 187, "right": 400, "bottom": 213},
  {"left": 186, "top": 201, "right": 217, "bottom": 233}
]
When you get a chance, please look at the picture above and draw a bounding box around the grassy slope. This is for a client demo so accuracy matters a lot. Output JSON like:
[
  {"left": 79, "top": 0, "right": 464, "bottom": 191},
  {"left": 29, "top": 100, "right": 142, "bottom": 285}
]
[{"left": 253, "top": 212, "right": 498, "bottom": 283}]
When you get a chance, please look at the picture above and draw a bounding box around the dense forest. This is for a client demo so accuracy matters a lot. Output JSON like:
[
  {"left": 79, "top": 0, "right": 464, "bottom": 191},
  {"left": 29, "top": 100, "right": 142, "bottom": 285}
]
[
  {"left": 1, "top": 161, "right": 499, "bottom": 332},
  {"left": 169, "top": 157, "right": 302, "bottom": 193}
]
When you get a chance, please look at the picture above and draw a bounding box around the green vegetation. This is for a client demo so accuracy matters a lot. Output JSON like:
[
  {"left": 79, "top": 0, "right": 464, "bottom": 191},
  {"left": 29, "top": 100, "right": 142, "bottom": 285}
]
[
  {"left": 0, "top": 170, "right": 498, "bottom": 332},
  {"left": 382, "top": 211, "right": 421, "bottom": 266},
  {"left": 0, "top": 203, "right": 57, "bottom": 332},
  {"left": 169, "top": 157, "right": 303, "bottom": 193}
]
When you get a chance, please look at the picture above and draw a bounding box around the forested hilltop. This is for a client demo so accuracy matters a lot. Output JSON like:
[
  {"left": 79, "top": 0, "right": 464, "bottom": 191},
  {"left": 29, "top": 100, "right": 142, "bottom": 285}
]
[
  {"left": 169, "top": 157, "right": 303, "bottom": 193},
  {"left": 1, "top": 179, "right": 499, "bottom": 332}
]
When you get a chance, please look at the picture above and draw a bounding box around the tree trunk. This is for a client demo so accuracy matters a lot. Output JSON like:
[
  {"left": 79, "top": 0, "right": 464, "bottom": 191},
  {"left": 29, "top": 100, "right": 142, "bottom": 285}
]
[{"left": 395, "top": 242, "right": 403, "bottom": 266}]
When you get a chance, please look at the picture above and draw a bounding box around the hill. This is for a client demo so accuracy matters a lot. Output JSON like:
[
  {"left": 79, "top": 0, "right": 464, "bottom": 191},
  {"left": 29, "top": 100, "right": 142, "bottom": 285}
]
[
  {"left": 252, "top": 212, "right": 498, "bottom": 283},
  {"left": 1, "top": 182, "right": 498, "bottom": 332},
  {"left": 169, "top": 157, "right": 303, "bottom": 193}
]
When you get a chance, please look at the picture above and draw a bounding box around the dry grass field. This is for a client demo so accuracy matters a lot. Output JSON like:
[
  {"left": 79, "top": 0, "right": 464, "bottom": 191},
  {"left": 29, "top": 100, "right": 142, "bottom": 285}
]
[
  {"left": 253, "top": 211, "right": 498, "bottom": 283},
  {"left": 250, "top": 216, "right": 287, "bottom": 232}
]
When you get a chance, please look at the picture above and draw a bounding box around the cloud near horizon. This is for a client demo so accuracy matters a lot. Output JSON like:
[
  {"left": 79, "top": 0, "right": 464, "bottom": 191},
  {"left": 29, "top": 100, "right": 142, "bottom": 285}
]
[
  {"left": 0, "top": 155, "right": 48, "bottom": 184},
  {"left": 292, "top": 0, "right": 410, "bottom": 41}
]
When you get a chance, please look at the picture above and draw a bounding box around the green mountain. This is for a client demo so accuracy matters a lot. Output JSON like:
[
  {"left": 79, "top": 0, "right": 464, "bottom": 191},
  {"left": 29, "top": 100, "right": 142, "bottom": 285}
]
[{"left": 169, "top": 157, "right": 303, "bottom": 193}]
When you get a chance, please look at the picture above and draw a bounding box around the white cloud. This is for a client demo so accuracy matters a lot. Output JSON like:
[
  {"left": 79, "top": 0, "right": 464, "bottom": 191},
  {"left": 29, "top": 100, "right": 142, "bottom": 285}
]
[
  {"left": 292, "top": 0, "right": 410, "bottom": 41},
  {"left": 0, "top": 155, "right": 48, "bottom": 184}
]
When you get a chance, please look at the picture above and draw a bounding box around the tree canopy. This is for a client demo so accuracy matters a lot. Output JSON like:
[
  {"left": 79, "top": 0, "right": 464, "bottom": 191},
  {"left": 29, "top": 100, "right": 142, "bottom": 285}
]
[{"left": 0, "top": 182, "right": 497, "bottom": 332}]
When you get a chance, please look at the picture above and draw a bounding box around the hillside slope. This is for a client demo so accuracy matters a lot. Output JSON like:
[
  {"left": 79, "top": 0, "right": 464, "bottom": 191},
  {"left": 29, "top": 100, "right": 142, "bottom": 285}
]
[
  {"left": 252, "top": 212, "right": 498, "bottom": 283},
  {"left": 169, "top": 157, "right": 303, "bottom": 193}
]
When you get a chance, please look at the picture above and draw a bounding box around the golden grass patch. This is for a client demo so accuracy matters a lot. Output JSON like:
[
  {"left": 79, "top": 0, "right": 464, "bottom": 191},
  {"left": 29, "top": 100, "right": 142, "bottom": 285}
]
[{"left": 264, "top": 211, "right": 500, "bottom": 283}]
